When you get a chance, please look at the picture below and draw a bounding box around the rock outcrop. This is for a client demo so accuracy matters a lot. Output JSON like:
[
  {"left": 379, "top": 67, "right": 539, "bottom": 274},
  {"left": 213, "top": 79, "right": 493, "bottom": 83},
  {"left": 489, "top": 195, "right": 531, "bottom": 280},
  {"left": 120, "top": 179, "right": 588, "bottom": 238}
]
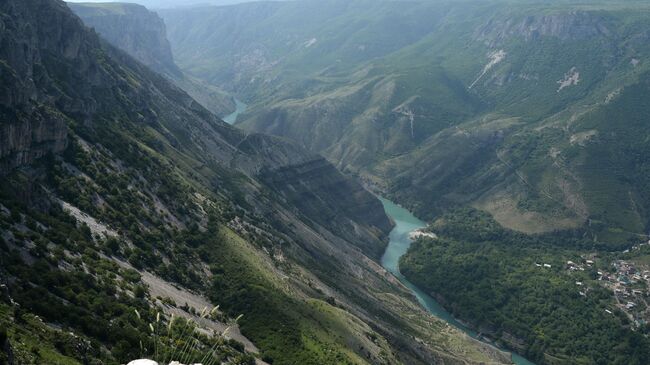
[
  {"left": 69, "top": 2, "right": 180, "bottom": 77},
  {"left": 0, "top": 0, "right": 101, "bottom": 171},
  {"left": 475, "top": 11, "right": 612, "bottom": 45},
  {"left": 69, "top": 2, "right": 235, "bottom": 116},
  {"left": 259, "top": 157, "right": 392, "bottom": 257}
]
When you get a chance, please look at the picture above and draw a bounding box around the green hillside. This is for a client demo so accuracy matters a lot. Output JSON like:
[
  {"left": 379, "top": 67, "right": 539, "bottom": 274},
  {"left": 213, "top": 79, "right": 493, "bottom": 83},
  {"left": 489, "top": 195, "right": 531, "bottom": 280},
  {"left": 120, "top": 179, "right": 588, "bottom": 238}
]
[
  {"left": 163, "top": 0, "right": 650, "bottom": 242},
  {"left": 0, "top": 0, "right": 508, "bottom": 364},
  {"left": 400, "top": 208, "right": 650, "bottom": 364}
]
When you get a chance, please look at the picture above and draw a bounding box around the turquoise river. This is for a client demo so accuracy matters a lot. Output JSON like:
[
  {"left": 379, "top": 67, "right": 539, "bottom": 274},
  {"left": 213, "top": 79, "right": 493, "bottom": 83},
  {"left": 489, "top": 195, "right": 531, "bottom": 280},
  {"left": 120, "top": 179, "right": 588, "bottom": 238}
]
[
  {"left": 223, "top": 99, "right": 247, "bottom": 125},
  {"left": 379, "top": 197, "right": 535, "bottom": 365}
]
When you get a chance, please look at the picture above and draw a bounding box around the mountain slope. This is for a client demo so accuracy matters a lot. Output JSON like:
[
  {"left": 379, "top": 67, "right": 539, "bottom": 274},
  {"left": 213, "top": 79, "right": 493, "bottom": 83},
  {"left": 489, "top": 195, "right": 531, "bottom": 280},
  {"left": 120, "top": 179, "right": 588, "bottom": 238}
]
[
  {"left": 68, "top": 1, "right": 236, "bottom": 117},
  {"left": 163, "top": 0, "right": 650, "bottom": 243},
  {"left": 381, "top": 4, "right": 650, "bottom": 240},
  {"left": 69, "top": 2, "right": 182, "bottom": 77},
  {"left": 0, "top": 0, "right": 509, "bottom": 364}
]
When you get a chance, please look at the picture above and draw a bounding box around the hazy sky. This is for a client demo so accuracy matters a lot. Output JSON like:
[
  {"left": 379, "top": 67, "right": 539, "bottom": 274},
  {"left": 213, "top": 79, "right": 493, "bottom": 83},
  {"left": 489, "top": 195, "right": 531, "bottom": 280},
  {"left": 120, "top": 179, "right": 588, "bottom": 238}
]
[{"left": 66, "top": 0, "right": 263, "bottom": 8}]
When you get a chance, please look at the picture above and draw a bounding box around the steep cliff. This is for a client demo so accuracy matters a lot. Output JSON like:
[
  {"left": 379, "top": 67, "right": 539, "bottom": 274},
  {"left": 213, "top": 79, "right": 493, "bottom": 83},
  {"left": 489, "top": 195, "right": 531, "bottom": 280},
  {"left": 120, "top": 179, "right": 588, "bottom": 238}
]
[
  {"left": 69, "top": 1, "right": 235, "bottom": 116},
  {"left": 1, "top": 0, "right": 391, "bottom": 273},
  {"left": 0, "top": 0, "right": 97, "bottom": 171},
  {"left": 69, "top": 2, "right": 181, "bottom": 76},
  {"left": 474, "top": 10, "right": 613, "bottom": 44}
]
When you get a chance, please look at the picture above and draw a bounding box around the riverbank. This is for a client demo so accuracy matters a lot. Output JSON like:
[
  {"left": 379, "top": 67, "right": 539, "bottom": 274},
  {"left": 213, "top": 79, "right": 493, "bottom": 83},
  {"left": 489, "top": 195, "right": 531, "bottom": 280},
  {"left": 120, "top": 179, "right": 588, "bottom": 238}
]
[{"left": 378, "top": 197, "right": 535, "bottom": 365}]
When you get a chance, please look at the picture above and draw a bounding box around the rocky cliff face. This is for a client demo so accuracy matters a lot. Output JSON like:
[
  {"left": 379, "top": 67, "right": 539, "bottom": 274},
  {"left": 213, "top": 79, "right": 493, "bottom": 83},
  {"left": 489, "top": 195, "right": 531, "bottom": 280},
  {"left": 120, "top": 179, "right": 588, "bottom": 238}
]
[
  {"left": 0, "top": 0, "right": 103, "bottom": 171},
  {"left": 212, "top": 131, "right": 393, "bottom": 257},
  {"left": 475, "top": 11, "right": 613, "bottom": 45},
  {"left": 0, "top": 107, "right": 68, "bottom": 172},
  {"left": 258, "top": 156, "right": 392, "bottom": 257},
  {"left": 69, "top": 2, "right": 180, "bottom": 76},
  {"left": 69, "top": 2, "right": 235, "bottom": 116},
  {"left": 228, "top": 121, "right": 395, "bottom": 250}
]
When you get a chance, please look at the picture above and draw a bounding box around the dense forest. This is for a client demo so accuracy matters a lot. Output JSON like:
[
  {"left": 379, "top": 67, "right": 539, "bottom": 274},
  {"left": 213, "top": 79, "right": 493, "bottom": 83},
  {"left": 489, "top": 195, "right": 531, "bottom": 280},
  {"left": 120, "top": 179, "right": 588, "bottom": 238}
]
[{"left": 401, "top": 208, "right": 650, "bottom": 364}]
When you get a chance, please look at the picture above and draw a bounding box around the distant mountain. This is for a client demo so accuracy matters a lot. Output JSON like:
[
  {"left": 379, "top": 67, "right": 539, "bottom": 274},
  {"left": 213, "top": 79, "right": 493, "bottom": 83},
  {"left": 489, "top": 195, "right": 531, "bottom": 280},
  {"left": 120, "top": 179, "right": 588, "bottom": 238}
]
[
  {"left": 68, "top": 0, "right": 287, "bottom": 9},
  {"left": 162, "top": 0, "right": 650, "bottom": 244},
  {"left": 0, "top": 0, "right": 508, "bottom": 364},
  {"left": 69, "top": 1, "right": 236, "bottom": 116}
]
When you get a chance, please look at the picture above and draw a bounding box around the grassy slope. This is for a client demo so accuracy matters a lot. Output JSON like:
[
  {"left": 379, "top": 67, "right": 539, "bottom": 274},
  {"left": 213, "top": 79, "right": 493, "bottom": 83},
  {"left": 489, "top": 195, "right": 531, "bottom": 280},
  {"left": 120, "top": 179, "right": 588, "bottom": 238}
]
[
  {"left": 202, "top": 225, "right": 391, "bottom": 365},
  {"left": 0, "top": 304, "right": 82, "bottom": 365},
  {"left": 368, "top": 4, "right": 650, "bottom": 242}
]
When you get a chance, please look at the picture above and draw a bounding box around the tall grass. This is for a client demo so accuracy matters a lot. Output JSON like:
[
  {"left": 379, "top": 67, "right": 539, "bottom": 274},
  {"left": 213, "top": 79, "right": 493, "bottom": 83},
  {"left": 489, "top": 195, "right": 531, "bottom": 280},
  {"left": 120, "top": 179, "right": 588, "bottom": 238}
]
[{"left": 130, "top": 306, "right": 245, "bottom": 365}]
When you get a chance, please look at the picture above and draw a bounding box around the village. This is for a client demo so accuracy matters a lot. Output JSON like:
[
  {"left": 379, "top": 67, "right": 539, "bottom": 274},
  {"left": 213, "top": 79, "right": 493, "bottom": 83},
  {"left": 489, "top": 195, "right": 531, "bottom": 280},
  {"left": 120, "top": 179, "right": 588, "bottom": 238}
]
[{"left": 563, "top": 242, "right": 650, "bottom": 330}]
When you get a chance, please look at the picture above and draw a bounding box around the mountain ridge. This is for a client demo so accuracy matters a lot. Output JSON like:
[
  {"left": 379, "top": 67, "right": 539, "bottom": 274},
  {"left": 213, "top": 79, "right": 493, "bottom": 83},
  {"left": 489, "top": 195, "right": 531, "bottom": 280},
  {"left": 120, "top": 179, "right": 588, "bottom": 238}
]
[{"left": 0, "top": 0, "right": 510, "bottom": 364}]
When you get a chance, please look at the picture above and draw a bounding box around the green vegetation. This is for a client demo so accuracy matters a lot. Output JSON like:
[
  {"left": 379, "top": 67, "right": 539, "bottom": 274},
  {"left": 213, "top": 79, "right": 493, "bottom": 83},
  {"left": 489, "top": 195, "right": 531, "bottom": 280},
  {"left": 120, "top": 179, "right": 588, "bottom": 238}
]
[
  {"left": 9, "top": 0, "right": 650, "bottom": 363},
  {"left": 163, "top": 0, "right": 650, "bottom": 245},
  {"left": 188, "top": 218, "right": 369, "bottom": 365},
  {"left": 400, "top": 208, "right": 650, "bottom": 364},
  {"left": 0, "top": 191, "right": 251, "bottom": 364},
  {"left": 0, "top": 120, "right": 372, "bottom": 364},
  {"left": 2, "top": 1, "right": 468, "bottom": 364},
  {"left": 0, "top": 112, "right": 365, "bottom": 364}
]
